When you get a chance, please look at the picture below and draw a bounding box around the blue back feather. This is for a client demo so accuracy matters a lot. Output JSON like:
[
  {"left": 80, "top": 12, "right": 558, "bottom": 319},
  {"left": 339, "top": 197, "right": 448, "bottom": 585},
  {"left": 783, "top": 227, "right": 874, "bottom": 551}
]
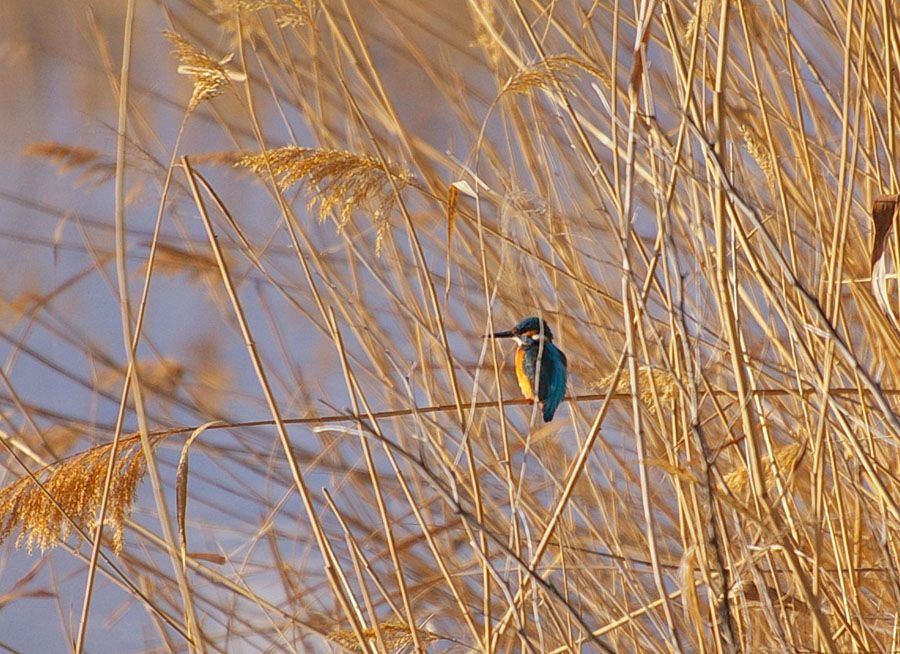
[
  {"left": 539, "top": 343, "right": 567, "bottom": 422},
  {"left": 521, "top": 340, "right": 568, "bottom": 422}
]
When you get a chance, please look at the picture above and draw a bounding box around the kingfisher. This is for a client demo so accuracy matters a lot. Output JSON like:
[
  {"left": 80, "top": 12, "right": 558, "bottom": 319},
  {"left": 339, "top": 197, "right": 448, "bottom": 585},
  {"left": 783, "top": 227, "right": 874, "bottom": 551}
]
[{"left": 491, "top": 316, "right": 568, "bottom": 422}]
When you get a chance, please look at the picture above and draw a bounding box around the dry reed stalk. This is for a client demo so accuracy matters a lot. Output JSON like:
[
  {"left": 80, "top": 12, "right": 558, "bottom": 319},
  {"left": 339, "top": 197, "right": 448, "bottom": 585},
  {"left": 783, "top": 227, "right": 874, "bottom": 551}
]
[
  {"left": 77, "top": 8, "right": 204, "bottom": 653},
  {"left": 326, "top": 310, "right": 424, "bottom": 651},
  {"left": 185, "top": 156, "right": 376, "bottom": 649}
]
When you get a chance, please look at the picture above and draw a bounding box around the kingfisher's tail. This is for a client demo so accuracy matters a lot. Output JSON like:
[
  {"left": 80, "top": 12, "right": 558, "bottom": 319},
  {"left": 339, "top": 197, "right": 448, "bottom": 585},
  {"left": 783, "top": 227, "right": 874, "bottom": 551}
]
[{"left": 542, "top": 401, "right": 557, "bottom": 422}]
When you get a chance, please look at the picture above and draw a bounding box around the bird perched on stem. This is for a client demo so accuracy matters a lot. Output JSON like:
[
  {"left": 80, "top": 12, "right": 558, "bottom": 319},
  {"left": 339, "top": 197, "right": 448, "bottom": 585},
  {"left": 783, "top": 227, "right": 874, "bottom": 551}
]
[{"left": 490, "top": 316, "right": 568, "bottom": 422}]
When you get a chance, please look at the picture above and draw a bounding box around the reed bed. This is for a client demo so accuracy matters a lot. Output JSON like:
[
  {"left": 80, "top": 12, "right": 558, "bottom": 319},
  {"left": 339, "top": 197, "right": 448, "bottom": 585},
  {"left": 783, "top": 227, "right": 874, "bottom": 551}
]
[{"left": 2, "top": 0, "right": 900, "bottom": 652}]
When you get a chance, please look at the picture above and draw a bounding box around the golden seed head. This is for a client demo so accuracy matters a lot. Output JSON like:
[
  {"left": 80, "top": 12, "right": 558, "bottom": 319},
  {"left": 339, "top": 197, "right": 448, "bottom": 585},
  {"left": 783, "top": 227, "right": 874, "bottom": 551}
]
[
  {"left": 503, "top": 55, "right": 609, "bottom": 96},
  {"left": 237, "top": 146, "right": 413, "bottom": 254},
  {"left": 0, "top": 437, "right": 146, "bottom": 554},
  {"left": 165, "top": 31, "right": 246, "bottom": 111},
  {"left": 328, "top": 622, "right": 439, "bottom": 652}
]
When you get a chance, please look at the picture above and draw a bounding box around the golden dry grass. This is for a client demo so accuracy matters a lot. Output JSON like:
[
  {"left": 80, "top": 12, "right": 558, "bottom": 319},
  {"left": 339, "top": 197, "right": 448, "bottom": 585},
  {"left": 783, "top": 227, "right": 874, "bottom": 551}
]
[
  {"left": 2, "top": 0, "right": 900, "bottom": 652},
  {"left": 165, "top": 30, "right": 246, "bottom": 110},
  {"left": 328, "top": 621, "right": 440, "bottom": 652},
  {"left": 237, "top": 146, "right": 413, "bottom": 251},
  {"left": 24, "top": 142, "right": 117, "bottom": 187},
  {"left": 0, "top": 438, "right": 145, "bottom": 554},
  {"left": 501, "top": 55, "right": 609, "bottom": 96}
]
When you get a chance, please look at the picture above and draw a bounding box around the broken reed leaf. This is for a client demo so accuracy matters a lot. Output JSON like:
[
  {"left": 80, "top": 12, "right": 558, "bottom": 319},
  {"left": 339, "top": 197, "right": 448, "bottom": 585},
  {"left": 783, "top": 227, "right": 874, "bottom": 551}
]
[
  {"left": 165, "top": 31, "right": 246, "bottom": 110},
  {"left": 628, "top": 49, "right": 644, "bottom": 100},
  {"left": 443, "top": 181, "right": 475, "bottom": 295},
  {"left": 870, "top": 195, "right": 898, "bottom": 268},
  {"left": 186, "top": 551, "right": 227, "bottom": 564},
  {"left": 448, "top": 180, "right": 477, "bottom": 244},
  {"left": 451, "top": 180, "right": 477, "bottom": 199},
  {"left": 869, "top": 195, "right": 900, "bottom": 325},
  {"left": 176, "top": 439, "right": 191, "bottom": 572},
  {"left": 24, "top": 142, "right": 116, "bottom": 187},
  {"left": 502, "top": 54, "right": 609, "bottom": 95},
  {"left": 447, "top": 184, "right": 459, "bottom": 248},
  {"left": 176, "top": 421, "right": 219, "bottom": 572},
  {"left": 236, "top": 146, "right": 413, "bottom": 253},
  {"left": 328, "top": 622, "right": 439, "bottom": 652},
  {"left": 447, "top": 180, "right": 477, "bottom": 251},
  {"left": 628, "top": 15, "right": 654, "bottom": 102},
  {"left": 0, "top": 437, "right": 146, "bottom": 554}
]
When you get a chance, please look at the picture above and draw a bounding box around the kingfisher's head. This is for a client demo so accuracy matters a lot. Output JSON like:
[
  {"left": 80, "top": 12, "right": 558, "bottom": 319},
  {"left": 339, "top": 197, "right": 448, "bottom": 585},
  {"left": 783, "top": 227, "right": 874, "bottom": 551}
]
[{"left": 492, "top": 316, "right": 554, "bottom": 344}]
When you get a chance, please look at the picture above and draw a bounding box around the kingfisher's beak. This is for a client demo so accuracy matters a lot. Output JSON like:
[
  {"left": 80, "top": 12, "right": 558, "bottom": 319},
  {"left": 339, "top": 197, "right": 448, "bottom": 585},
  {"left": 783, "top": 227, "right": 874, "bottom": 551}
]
[{"left": 491, "top": 329, "right": 516, "bottom": 338}]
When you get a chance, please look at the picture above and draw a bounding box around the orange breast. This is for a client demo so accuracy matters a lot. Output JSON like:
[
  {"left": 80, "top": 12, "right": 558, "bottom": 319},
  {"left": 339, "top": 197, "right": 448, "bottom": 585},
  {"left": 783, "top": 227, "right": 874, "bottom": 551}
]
[{"left": 515, "top": 347, "right": 534, "bottom": 399}]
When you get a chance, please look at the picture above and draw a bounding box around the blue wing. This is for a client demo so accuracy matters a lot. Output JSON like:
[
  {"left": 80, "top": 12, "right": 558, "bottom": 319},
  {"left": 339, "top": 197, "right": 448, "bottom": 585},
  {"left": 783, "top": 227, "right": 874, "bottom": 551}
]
[{"left": 539, "top": 344, "right": 568, "bottom": 422}]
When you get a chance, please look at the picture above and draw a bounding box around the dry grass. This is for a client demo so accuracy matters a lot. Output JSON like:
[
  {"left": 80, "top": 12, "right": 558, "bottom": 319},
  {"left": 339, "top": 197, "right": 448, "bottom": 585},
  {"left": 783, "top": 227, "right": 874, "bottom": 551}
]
[
  {"left": 0, "top": 438, "right": 145, "bottom": 554},
  {"left": 1, "top": 0, "right": 900, "bottom": 652},
  {"left": 237, "top": 146, "right": 413, "bottom": 252},
  {"left": 721, "top": 442, "right": 808, "bottom": 499},
  {"left": 165, "top": 30, "right": 246, "bottom": 110},
  {"left": 328, "top": 621, "right": 440, "bottom": 652},
  {"left": 24, "top": 143, "right": 117, "bottom": 187},
  {"left": 599, "top": 365, "right": 678, "bottom": 407},
  {"left": 501, "top": 55, "right": 609, "bottom": 95}
]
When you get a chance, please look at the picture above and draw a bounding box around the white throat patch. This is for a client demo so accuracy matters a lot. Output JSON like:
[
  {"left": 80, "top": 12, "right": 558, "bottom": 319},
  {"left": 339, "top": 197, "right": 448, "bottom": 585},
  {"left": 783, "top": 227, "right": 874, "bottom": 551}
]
[{"left": 514, "top": 333, "right": 543, "bottom": 346}]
